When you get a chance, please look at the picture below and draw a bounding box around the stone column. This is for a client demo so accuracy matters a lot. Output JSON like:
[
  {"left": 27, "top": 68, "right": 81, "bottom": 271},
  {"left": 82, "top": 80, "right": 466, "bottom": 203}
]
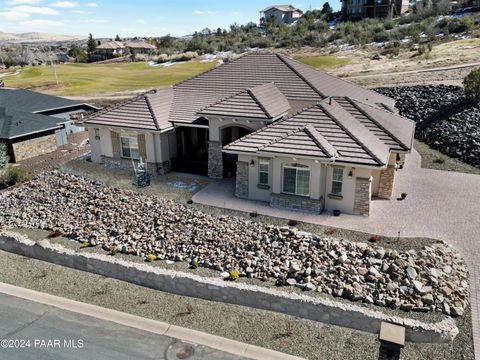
[
  {"left": 207, "top": 140, "right": 223, "bottom": 179},
  {"left": 235, "top": 161, "right": 249, "bottom": 198},
  {"left": 353, "top": 177, "right": 371, "bottom": 216},
  {"left": 377, "top": 165, "right": 396, "bottom": 199}
]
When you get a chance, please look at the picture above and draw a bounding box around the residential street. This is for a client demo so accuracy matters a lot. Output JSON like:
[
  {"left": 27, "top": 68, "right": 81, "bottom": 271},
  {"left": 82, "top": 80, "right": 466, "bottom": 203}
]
[{"left": 0, "top": 292, "right": 245, "bottom": 360}]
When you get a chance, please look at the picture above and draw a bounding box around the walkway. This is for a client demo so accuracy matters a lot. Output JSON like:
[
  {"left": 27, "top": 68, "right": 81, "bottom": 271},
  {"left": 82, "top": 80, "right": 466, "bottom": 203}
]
[{"left": 193, "top": 149, "right": 480, "bottom": 358}]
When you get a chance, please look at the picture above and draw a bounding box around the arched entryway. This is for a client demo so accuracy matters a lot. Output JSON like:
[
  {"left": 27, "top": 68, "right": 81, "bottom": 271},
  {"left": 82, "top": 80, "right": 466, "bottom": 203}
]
[{"left": 221, "top": 125, "right": 253, "bottom": 178}]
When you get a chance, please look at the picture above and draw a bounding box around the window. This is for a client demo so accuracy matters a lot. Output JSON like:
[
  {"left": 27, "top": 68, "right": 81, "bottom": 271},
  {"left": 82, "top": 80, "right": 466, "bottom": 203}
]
[
  {"left": 331, "top": 167, "right": 344, "bottom": 196},
  {"left": 120, "top": 135, "right": 139, "bottom": 159},
  {"left": 282, "top": 164, "right": 310, "bottom": 196},
  {"left": 259, "top": 160, "right": 269, "bottom": 186}
]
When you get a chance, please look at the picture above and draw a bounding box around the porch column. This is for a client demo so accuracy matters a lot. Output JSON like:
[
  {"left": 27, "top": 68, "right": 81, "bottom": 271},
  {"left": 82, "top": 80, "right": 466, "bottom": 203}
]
[
  {"left": 235, "top": 161, "right": 249, "bottom": 198},
  {"left": 353, "top": 177, "right": 371, "bottom": 216},
  {"left": 378, "top": 165, "right": 396, "bottom": 199},
  {"left": 207, "top": 140, "right": 223, "bottom": 179}
]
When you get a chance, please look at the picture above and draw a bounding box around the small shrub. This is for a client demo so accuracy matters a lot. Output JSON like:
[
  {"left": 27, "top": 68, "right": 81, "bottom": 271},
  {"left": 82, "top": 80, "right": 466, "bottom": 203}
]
[
  {"left": 0, "top": 166, "right": 29, "bottom": 187},
  {"left": 249, "top": 211, "right": 258, "bottom": 218},
  {"left": 186, "top": 303, "right": 193, "bottom": 315},
  {"left": 146, "top": 254, "right": 157, "bottom": 262},
  {"left": 47, "top": 230, "right": 64, "bottom": 238},
  {"left": 187, "top": 199, "right": 193, "bottom": 205},
  {"left": 288, "top": 219, "right": 298, "bottom": 227},
  {"left": 434, "top": 155, "right": 446, "bottom": 164},
  {"left": 369, "top": 234, "right": 378, "bottom": 242},
  {"left": 110, "top": 247, "right": 119, "bottom": 256},
  {"left": 464, "top": 68, "right": 480, "bottom": 103},
  {"left": 401, "top": 192, "right": 408, "bottom": 200},
  {"left": 80, "top": 242, "right": 91, "bottom": 248},
  {"left": 276, "top": 275, "right": 287, "bottom": 287},
  {"left": 190, "top": 260, "right": 199, "bottom": 269},
  {"left": 229, "top": 270, "right": 239, "bottom": 281}
]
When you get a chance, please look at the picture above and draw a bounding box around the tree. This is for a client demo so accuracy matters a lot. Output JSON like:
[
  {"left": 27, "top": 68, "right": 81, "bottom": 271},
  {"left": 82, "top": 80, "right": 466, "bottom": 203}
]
[
  {"left": 87, "top": 33, "right": 97, "bottom": 55},
  {"left": 0, "top": 142, "right": 9, "bottom": 169},
  {"left": 68, "top": 44, "right": 87, "bottom": 63},
  {"left": 115, "top": 34, "right": 121, "bottom": 41},
  {"left": 464, "top": 68, "right": 480, "bottom": 102},
  {"left": 321, "top": 2, "right": 333, "bottom": 20}
]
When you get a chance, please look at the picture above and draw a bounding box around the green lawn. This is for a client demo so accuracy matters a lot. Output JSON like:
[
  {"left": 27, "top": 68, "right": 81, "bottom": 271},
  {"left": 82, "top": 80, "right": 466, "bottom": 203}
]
[
  {"left": 294, "top": 55, "right": 351, "bottom": 69},
  {"left": 1, "top": 61, "right": 216, "bottom": 96}
]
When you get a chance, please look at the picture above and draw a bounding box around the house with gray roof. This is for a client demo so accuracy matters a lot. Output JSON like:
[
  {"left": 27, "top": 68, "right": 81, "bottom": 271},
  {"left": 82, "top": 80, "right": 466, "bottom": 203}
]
[
  {"left": 80, "top": 53, "right": 415, "bottom": 216},
  {"left": 260, "top": 5, "right": 303, "bottom": 26},
  {"left": 0, "top": 88, "right": 98, "bottom": 162}
]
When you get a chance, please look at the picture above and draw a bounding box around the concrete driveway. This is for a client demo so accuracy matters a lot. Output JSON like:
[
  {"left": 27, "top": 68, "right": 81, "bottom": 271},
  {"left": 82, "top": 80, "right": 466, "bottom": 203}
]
[{"left": 193, "top": 149, "right": 480, "bottom": 358}]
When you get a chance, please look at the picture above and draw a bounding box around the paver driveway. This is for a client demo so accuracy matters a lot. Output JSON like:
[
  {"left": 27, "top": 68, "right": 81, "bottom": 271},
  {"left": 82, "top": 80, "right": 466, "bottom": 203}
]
[{"left": 193, "top": 149, "right": 480, "bottom": 358}]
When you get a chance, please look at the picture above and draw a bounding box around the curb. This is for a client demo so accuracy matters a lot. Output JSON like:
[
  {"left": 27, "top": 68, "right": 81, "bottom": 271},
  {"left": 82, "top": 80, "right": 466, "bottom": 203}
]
[{"left": 0, "top": 282, "right": 304, "bottom": 360}]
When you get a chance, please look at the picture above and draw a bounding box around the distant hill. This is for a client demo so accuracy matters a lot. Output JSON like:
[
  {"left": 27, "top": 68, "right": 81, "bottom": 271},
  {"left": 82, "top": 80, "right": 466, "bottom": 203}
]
[{"left": 0, "top": 31, "right": 85, "bottom": 44}]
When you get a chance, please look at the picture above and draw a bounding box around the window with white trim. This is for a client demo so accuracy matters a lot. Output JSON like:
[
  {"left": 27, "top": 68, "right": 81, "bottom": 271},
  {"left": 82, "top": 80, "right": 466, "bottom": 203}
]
[
  {"left": 120, "top": 134, "right": 139, "bottom": 159},
  {"left": 282, "top": 163, "right": 310, "bottom": 196},
  {"left": 331, "top": 167, "right": 343, "bottom": 196},
  {"left": 258, "top": 159, "right": 269, "bottom": 186}
]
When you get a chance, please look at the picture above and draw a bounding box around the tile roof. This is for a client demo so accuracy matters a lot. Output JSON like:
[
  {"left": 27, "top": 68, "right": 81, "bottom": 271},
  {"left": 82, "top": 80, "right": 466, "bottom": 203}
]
[
  {"left": 0, "top": 107, "right": 63, "bottom": 140},
  {"left": 197, "top": 83, "right": 290, "bottom": 120},
  {"left": 81, "top": 53, "right": 400, "bottom": 138},
  {"left": 261, "top": 5, "right": 303, "bottom": 12},
  {"left": 124, "top": 41, "right": 156, "bottom": 49},
  {"left": 96, "top": 41, "right": 125, "bottom": 50},
  {"left": 82, "top": 87, "right": 173, "bottom": 131},
  {"left": 224, "top": 97, "right": 415, "bottom": 167}
]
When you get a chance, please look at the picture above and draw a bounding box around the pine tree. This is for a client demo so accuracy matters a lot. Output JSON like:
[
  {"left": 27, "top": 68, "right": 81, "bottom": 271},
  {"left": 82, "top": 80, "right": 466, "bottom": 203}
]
[
  {"left": 115, "top": 34, "right": 121, "bottom": 41},
  {"left": 464, "top": 68, "right": 480, "bottom": 103},
  {"left": 87, "top": 33, "right": 97, "bottom": 55}
]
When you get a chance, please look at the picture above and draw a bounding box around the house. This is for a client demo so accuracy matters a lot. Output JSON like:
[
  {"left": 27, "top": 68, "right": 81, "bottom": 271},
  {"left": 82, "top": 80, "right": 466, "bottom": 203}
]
[
  {"left": 80, "top": 53, "right": 415, "bottom": 216},
  {"left": 260, "top": 5, "right": 303, "bottom": 26},
  {"left": 93, "top": 41, "right": 125, "bottom": 61},
  {"left": 124, "top": 41, "right": 156, "bottom": 55},
  {"left": 0, "top": 88, "right": 98, "bottom": 162},
  {"left": 341, "top": 0, "right": 409, "bottom": 20}
]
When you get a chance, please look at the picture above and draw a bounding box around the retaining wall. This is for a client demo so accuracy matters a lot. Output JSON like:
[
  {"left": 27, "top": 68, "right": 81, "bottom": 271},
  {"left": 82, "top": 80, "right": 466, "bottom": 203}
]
[{"left": 0, "top": 232, "right": 458, "bottom": 343}]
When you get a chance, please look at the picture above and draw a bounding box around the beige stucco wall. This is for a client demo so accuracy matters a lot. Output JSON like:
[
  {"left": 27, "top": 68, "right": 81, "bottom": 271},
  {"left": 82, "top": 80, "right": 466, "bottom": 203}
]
[
  {"left": 208, "top": 117, "right": 266, "bottom": 142},
  {"left": 12, "top": 134, "right": 57, "bottom": 162}
]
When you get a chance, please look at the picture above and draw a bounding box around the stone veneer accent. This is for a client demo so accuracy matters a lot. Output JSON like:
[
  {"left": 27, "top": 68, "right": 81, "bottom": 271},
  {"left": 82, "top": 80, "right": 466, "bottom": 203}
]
[
  {"left": 235, "top": 161, "right": 249, "bottom": 198},
  {"left": 270, "top": 193, "right": 324, "bottom": 214},
  {"left": 12, "top": 134, "right": 57, "bottom": 162},
  {"left": 101, "top": 155, "right": 170, "bottom": 175},
  {"left": 353, "top": 177, "right": 371, "bottom": 216},
  {"left": 207, "top": 140, "right": 223, "bottom": 179},
  {"left": 378, "top": 165, "right": 396, "bottom": 199},
  {"left": 0, "top": 232, "right": 459, "bottom": 344}
]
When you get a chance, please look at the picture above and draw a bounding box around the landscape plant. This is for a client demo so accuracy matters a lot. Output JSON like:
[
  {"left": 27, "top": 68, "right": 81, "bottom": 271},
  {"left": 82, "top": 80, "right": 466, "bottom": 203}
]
[{"left": 464, "top": 68, "right": 480, "bottom": 103}]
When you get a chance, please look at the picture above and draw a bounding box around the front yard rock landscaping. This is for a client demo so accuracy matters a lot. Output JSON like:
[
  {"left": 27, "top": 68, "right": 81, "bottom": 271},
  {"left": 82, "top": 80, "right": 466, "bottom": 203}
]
[{"left": 0, "top": 171, "right": 470, "bottom": 317}]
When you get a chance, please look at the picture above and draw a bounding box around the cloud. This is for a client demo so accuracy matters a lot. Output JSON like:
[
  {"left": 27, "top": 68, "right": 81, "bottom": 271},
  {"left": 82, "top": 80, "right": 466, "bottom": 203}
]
[
  {"left": 232, "top": 11, "right": 240, "bottom": 16},
  {"left": 72, "top": 9, "right": 88, "bottom": 13},
  {"left": 20, "top": 19, "right": 65, "bottom": 28},
  {"left": 87, "top": 2, "right": 98, "bottom": 7},
  {"left": 12, "top": 5, "right": 59, "bottom": 15},
  {"left": 0, "top": 10, "right": 30, "bottom": 20},
  {"left": 51, "top": 1, "right": 79, "bottom": 7},
  {"left": 194, "top": 10, "right": 219, "bottom": 15},
  {"left": 135, "top": 19, "right": 145, "bottom": 24},
  {"left": 5, "top": 0, "right": 41, "bottom": 4},
  {"left": 83, "top": 19, "right": 107, "bottom": 23},
  {"left": 193, "top": 10, "right": 203, "bottom": 15}
]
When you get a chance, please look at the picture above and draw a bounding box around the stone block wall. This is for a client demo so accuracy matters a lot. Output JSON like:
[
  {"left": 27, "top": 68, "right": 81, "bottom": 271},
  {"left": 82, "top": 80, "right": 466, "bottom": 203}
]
[
  {"left": 0, "top": 232, "right": 459, "bottom": 344},
  {"left": 378, "top": 165, "right": 396, "bottom": 199},
  {"left": 207, "top": 141, "right": 223, "bottom": 179},
  {"left": 353, "top": 177, "right": 371, "bottom": 216},
  {"left": 235, "top": 161, "right": 249, "bottom": 198},
  {"left": 12, "top": 134, "right": 57, "bottom": 162},
  {"left": 101, "top": 156, "right": 165, "bottom": 175},
  {"left": 270, "top": 193, "right": 324, "bottom": 214}
]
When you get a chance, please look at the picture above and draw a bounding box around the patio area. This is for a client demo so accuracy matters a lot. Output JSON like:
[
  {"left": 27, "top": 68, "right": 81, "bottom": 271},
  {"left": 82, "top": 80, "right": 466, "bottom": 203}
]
[{"left": 193, "top": 148, "right": 480, "bottom": 358}]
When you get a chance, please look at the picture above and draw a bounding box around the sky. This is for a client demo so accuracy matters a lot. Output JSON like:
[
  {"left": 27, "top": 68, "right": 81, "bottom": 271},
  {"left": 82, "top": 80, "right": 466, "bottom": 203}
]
[{"left": 0, "top": 0, "right": 341, "bottom": 37}]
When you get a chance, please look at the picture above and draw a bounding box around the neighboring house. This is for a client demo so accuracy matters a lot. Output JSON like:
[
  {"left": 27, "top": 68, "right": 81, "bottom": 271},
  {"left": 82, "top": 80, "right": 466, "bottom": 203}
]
[
  {"left": 93, "top": 40, "right": 156, "bottom": 61},
  {"left": 342, "top": 0, "right": 409, "bottom": 20},
  {"left": 0, "top": 88, "right": 98, "bottom": 162},
  {"left": 80, "top": 53, "right": 415, "bottom": 216},
  {"left": 260, "top": 5, "right": 303, "bottom": 26}
]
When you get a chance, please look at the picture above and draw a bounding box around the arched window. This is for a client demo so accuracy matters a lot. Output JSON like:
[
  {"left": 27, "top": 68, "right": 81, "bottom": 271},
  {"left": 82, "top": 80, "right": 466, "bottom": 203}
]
[{"left": 282, "top": 163, "right": 310, "bottom": 196}]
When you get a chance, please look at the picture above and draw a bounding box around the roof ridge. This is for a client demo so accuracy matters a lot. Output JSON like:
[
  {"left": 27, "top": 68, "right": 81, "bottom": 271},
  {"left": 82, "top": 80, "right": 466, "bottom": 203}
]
[
  {"left": 342, "top": 97, "right": 408, "bottom": 150},
  {"left": 0, "top": 107, "right": 13, "bottom": 139},
  {"left": 196, "top": 88, "right": 248, "bottom": 115},
  {"left": 145, "top": 92, "right": 160, "bottom": 130},
  {"left": 247, "top": 83, "right": 275, "bottom": 118},
  {"left": 276, "top": 54, "right": 325, "bottom": 98},
  {"left": 258, "top": 124, "right": 303, "bottom": 151},
  {"left": 303, "top": 124, "right": 338, "bottom": 158},
  {"left": 318, "top": 98, "right": 386, "bottom": 165}
]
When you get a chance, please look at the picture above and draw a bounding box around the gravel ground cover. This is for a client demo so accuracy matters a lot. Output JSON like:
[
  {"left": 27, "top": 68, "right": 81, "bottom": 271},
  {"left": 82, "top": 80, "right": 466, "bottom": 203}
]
[
  {"left": 413, "top": 141, "right": 480, "bottom": 175},
  {"left": 376, "top": 85, "right": 480, "bottom": 169},
  {"left": 0, "top": 249, "right": 473, "bottom": 360},
  {"left": 0, "top": 171, "right": 469, "bottom": 317}
]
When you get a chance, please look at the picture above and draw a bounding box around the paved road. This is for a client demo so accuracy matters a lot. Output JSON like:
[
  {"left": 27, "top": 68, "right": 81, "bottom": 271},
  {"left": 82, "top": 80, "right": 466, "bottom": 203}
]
[
  {"left": 194, "top": 149, "right": 480, "bottom": 358},
  {"left": 0, "top": 293, "right": 245, "bottom": 360}
]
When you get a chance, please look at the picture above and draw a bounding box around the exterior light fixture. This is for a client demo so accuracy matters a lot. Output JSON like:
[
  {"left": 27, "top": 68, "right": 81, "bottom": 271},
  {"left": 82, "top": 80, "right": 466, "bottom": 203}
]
[
  {"left": 250, "top": 159, "right": 255, "bottom": 166},
  {"left": 348, "top": 167, "right": 355, "bottom": 177}
]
